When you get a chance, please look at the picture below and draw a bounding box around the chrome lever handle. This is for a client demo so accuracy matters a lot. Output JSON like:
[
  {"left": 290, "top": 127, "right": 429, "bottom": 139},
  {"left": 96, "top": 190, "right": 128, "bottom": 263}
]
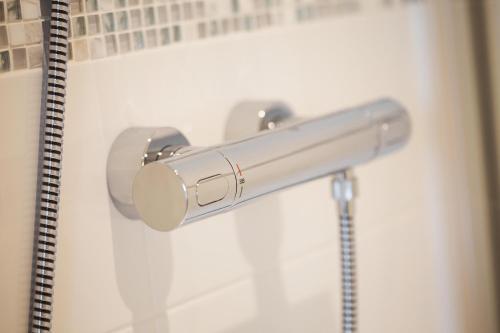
[{"left": 107, "top": 98, "right": 411, "bottom": 232}]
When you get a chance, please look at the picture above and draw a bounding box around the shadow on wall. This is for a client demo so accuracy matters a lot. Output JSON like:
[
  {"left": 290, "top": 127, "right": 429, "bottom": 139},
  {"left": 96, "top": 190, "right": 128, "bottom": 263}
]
[
  {"left": 108, "top": 195, "right": 335, "bottom": 333},
  {"left": 221, "top": 197, "right": 335, "bottom": 333},
  {"left": 109, "top": 203, "right": 172, "bottom": 332}
]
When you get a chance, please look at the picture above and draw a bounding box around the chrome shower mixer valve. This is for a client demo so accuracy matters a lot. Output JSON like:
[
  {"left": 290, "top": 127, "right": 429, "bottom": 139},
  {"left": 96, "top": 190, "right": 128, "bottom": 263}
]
[{"left": 107, "top": 98, "right": 411, "bottom": 232}]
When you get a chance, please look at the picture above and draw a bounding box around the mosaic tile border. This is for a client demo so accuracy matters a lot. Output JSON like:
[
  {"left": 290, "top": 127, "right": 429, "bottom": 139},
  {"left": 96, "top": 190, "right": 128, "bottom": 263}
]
[{"left": 0, "top": 0, "right": 425, "bottom": 75}]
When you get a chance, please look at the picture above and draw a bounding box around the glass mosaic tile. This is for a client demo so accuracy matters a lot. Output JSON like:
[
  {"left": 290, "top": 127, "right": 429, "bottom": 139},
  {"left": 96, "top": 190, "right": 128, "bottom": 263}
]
[
  {"left": 90, "top": 36, "right": 105, "bottom": 58},
  {"left": 87, "top": 14, "right": 101, "bottom": 35},
  {"left": 157, "top": 5, "right": 167, "bottom": 23},
  {"left": 8, "top": 22, "right": 25, "bottom": 46},
  {"left": 99, "top": 0, "right": 113, "bottom": 11},
  {"left": 0, "top": 0, "right": 429, "bottom": 75},
  {"left": 6, "top": 0, "right": 21, "bottom": 22},
  {"left": 115, "top": 0, "right": 126, "bottom": 8},
  {"left": 73, "top": 39, "right": 89, "bottom": 61},
  {"left": 118, "top": 32, "right": 131, "bottom": 53},
  {"left": 0, "top": 25, "right": 7, "bottom": 47},
  {"left": 172, "top": 25, "right": 181, "bottom": 42},
  {"left": 72, "top": 16, "right": 87, "bottom": 37},
  {"left": 130, "top": 8, "right": 141, "bottom": 28},
  {"left": 159, "top": 26, "right": 169, "bottom": 44},
  {"left": 115, "top": 10, "right": 128, "bottom": 31},
  {"left": 0, "top": 2, "right": 5, "bottom": 23},
  {"left": 104, "top": 34, "right": 117, "bottom": 55},
  {"left": 170, "top": 4, "right": 180, "bottom": 22},
  {"left": 86, "top": 0, "right": 98, "bottom": 12},
  {"left": 145, "top": 28, "right": 157, "bottom": 47},
  {"left": 70, "top": 0, "right": 83, "bottom": 15},
  {"left": 183, "top": 3, "right": 193, "bottom": 20},
  {"left": 0, "top": 49, "right": 10, "bottom": 71},
  {"left": 24, "top": 20, "right": 41, "bottom": 44},
  {"left": 133, "top": 30, "right": 144, "bottom": 50},
  {"left": 12, "top": 46, "right": 26, "bottom": 69},
  {"left": 27, "top": 44, "right": 41, "bottom": 67},
  {"left": 195, "top": 1, "right": 205, "bottom": 17},
  {"left": 143, "top": 6, "right": 155, "bottom": 26},
  {"left": 102, "top": 12, "right": 115, "bottom": 32}
]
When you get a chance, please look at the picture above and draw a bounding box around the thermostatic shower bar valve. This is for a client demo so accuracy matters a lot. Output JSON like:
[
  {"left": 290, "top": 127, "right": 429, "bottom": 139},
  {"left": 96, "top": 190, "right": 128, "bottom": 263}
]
[{"left": 107, "top": 98, "right": 411, "bottom": 231}]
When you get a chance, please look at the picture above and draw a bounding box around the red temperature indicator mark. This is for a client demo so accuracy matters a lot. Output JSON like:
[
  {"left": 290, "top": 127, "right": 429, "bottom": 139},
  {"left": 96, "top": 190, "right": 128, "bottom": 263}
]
[{"left": 236, "top": 163, "right": 243, "bottom": 177}]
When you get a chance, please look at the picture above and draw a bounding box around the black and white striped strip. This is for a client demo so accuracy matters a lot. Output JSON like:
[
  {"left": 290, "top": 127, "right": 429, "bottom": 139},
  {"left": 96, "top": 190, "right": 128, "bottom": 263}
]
[
  {"left": 339, "top": 212, "right": 357, "bottom": 333},
  {"left": 30, "top": 1, "right": 70, "bottom": 332}
]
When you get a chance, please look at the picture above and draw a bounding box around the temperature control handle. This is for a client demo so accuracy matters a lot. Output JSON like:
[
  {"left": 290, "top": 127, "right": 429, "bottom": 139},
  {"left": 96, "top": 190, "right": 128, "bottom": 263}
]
[{"left": 108, "top": 98, "right": 411, "bottom": 231}]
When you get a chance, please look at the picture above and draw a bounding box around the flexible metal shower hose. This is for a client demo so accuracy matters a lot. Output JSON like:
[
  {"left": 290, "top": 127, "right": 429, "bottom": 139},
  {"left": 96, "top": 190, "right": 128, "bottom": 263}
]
[
  {"left": 339, "top": 201, "right": 356, "bottom": 333},
  {"left": 332, "top": 171, "right": 357, "bottom": 333},
  {"left": 29, "top": 1, "right": 70, "bottom": 332}
]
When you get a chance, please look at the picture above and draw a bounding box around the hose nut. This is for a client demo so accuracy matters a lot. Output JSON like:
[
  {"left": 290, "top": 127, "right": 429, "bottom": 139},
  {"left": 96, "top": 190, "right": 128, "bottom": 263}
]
[{"left": 331, "top": 170, "right": 358, "bottom": 202}]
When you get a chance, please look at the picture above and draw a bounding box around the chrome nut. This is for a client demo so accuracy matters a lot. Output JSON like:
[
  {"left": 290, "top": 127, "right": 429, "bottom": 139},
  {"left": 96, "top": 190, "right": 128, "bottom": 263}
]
[{"left": 331, "top": 170, "right": 358, "bottom": 202}]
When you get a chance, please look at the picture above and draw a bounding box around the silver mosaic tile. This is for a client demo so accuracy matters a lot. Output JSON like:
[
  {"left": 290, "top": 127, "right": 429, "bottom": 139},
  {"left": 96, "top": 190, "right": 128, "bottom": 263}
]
[
  {"left": 12, "top": 46, "right": 26, "bottom": 69},
  {"left": 132, "top": 30, "right": 144, "bottom": 50},
  {"left": 21, "top": 0, "right": 40, "bottom": 19},
  {"left": 8, "top": 22, "right": 25, "bottom": 46},
  {"left": 87, "top": 14, "right": 101, "bottom": 34},
  {"left": 24, "top": 21, "right": 41, "bottom": 43},
  {"left": 0, "top": 49, "right": 10, "bottom": 72},
  {"left": 90, "top": 36, "right": 105, "bottom": 58},
  {"left": 72, "top": 16, "right": 87, "bottom": 37},
  {"left": 159, "top": 26, "right": 169, "bottom": 44},
  {"left": 115, "top": 0, "right": 127, "bottom": 8},
  {"left": 130, "top": 8, "right": 142, "bottom": 28},
  {"left": 118, "top": 32, "right": 131, "bottom": 53},
  {"left": 102, "top": 12, "right": 115, "bottom": 32},
  {"left": 27, "top": 44, "right": 41, "bottom": 67},
  {"left": 0, "top": 25, "right": 7, "bottom": 47},
  {"left": 145, "top": 28, "right": 157, "bottom": 47},
  {"left": 86, "top": 0, "right": 98, "bottom": 12},
  {"left": 115, "top": 10, "right": 128, "bottom": 30},
  {"left": 7, "top": 0, "right": 22, "bottom": 22},
  {"left": 0, "top": 2, "right": 5, "bottom": 23},
  {"left": 70, "top": 0, "right": 84, "bottom": 14},
  {"left": 104, "top": 33, "right": 117, "bottom": 55},
  {"left": 73, "top": 38, "right": 89, "bottom": 60}
]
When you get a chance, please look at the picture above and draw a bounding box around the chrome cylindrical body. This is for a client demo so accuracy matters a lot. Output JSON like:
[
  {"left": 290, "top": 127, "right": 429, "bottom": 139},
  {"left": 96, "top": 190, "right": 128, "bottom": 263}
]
[{"left": 132, "top": 99, "right": 410, "bottom": 231}]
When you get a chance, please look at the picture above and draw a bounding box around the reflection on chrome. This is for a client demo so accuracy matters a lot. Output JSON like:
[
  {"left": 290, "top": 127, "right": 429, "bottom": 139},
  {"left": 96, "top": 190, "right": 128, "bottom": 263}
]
[{"left": 107, "top": 98, "right": 411, "bottom": 232}]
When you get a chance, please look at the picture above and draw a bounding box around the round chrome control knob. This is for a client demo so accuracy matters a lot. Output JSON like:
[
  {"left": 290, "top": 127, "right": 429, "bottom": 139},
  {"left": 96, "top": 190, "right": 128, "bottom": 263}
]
[{"left": 133, "top": 163, "right": 188, "bottom": 232}]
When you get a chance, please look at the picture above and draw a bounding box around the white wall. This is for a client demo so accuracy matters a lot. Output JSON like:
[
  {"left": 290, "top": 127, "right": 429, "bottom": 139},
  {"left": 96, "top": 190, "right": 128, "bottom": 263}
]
[{"left": 0, "top": 1, "right": 496, "bottom": 332}]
